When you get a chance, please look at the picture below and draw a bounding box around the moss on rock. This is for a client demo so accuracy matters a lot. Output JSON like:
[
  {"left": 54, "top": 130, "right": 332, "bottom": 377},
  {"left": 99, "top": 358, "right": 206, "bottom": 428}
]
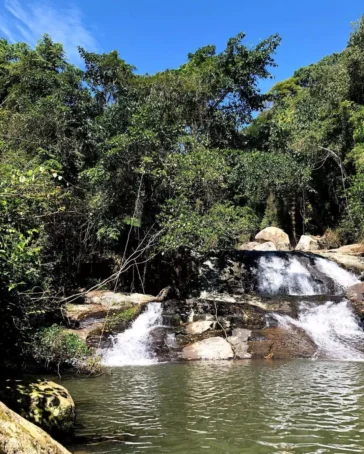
[
  {"left": 0, "top": 400, "right": 71, "bottom": 454},
  {"left": 0, "top": 380, "right": 75, "bottom": 437}
]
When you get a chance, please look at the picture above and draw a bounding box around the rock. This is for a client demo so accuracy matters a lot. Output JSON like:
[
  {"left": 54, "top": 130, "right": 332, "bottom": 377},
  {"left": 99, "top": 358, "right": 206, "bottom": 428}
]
[
  {"left": 255, "top": 227, "right": 290, "bottom": 251},
  {"left": 296, "top": 235, "right": 320, "bottom": 252},
  {"left": 185, "top": 320, "right": 215, "bottom": 335},
  {"left": 346, "top": 282, "right": 364, "bottom": 304},
  {"left": 0, "top": 380, "right": 75, "bottom": 437},
  {"left": 335, "top": 244, "right": 364, "bottom": 255},
  {"left": 227, "top": 328, "right": 251, "bottom": 359},
  {"left": 182, "top": 337, "right": 234, "bottom": 360},
  {"left": 248, "top": 326, "right": 317, "bottom": 360},
  {"left": 238, "top": 241, "right": 260, "bottom": 251},
  {"left": 64, "top": 289, "right": 170, "bottom": 325},
  {"left": 252, "top": 241, "right": 276, "bottom": 251},
  {"left": 0, "top": 401, "right": 71, "bottom": 454}
]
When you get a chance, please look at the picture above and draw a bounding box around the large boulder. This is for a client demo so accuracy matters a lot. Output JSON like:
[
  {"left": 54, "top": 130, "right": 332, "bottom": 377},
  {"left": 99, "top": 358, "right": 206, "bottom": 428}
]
[
  {"left": 0, "top": 401, "right": 71, "bottom": 454},
  {"left": 296, "top": 235, "right": 320, "bottom": 252},
  {"left": 0, "top": 380, "right": 75, "bottom": 437},
  {"left": 182, "top": 337, "right": 234, "bottom": 360},
  {"left": 255, "top": 227, "right": 290, "bottom": 250}
]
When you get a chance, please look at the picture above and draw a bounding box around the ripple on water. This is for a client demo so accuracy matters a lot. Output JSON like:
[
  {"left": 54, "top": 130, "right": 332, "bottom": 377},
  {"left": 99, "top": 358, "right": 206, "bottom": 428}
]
[{"left": 63, "top": 360, "right": 364, "bottom": 454}]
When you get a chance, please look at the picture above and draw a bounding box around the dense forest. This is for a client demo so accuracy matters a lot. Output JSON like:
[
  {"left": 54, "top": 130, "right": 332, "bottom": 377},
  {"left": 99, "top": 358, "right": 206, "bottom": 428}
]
[{"left": 1, "top": 16, "right": 364, "bottom": 367}]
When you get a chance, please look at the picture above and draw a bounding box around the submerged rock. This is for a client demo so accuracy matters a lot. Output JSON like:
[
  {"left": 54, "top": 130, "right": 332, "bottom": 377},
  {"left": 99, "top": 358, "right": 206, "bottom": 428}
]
[
  {"left": 182, "top": 337, "right": 234, "bottom": 360},
  {"left": 0, "top": 380, "right": 75, "bottom": 437},
  {"left": 0, "top": 401, "right": 70, "bottom": 454},
  {"left": 255, "top": 227, "right": 290, "bottom": 251}
]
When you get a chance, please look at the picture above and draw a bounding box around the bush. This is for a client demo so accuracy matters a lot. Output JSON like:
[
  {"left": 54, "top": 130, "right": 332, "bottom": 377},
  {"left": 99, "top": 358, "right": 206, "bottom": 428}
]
[{"left": 31, "top": 325, "right": 102, "bottom": 374}]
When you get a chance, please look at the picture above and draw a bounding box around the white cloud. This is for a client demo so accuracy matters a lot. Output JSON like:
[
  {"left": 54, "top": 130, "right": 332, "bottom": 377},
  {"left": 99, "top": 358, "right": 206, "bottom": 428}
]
[{"left": 0, "top": 0, "right": 98, "bottom": 64}]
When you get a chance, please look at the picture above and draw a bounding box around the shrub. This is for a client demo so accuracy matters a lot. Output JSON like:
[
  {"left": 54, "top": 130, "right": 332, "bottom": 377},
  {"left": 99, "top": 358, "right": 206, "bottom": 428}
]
[{"left": 31, "top": 325, "right": 102, "bottom": 375}]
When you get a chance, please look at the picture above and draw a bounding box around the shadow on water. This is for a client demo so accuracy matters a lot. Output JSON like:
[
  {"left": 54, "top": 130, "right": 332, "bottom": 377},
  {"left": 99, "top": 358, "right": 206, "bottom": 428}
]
[{"left": 62, "top": 360, "right": 364, "bottom": 454}]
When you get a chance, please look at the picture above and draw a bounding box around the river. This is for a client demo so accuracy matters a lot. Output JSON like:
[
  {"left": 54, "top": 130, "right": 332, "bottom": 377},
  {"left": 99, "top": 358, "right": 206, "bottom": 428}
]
[{"left": 64, "top": 359, "right": 364, "bottom": 454}]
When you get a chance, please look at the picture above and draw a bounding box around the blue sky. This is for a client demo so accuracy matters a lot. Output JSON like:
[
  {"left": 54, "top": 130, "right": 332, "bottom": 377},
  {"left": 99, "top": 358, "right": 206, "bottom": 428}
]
[{"left": 0, "top": 0, "right": 363, "bottom": 92}]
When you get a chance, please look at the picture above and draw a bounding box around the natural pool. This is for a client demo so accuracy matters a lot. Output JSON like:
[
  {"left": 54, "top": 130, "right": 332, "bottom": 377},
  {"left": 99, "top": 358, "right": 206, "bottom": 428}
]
[{"left": 62, "top": 360, "right": 364, "bottom": 453}]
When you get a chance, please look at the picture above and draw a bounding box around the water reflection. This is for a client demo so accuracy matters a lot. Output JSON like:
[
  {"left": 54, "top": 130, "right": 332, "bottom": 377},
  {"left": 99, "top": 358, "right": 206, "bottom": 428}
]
[{"left": 64, "top": 361, "right": 364, "bottom": 454}]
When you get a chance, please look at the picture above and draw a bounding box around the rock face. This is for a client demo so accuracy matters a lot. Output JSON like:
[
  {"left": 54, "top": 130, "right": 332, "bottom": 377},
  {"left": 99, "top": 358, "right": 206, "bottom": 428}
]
[
  {"left": 0, "top": 401, "right": 71, "bottom": 454},
  {"left": 182, "top": 337, "right": 234, "bottom": 360},
  {"left": 0, "top": 380, "right": 75, "bottom": 437},
  {"left": 255, "top": 227, "right": 290, "bottom": 251},
  {"left": 296, "top": 235, "right": 320, "bottom": 252}
]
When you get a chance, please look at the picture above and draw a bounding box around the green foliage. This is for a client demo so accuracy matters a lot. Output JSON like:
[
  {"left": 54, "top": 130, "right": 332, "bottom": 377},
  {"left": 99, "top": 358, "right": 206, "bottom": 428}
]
[
  {"left": 2, "top": 16, "right": 364, "bottom": 367},
  {"left": 32, "top": 325, "right": 101, "bottom": 374}
]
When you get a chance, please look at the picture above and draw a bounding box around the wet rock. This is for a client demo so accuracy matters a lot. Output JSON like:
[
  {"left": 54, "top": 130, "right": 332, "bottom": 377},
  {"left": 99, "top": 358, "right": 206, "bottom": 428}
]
[
  {"left": 0, "top": 380, "right": 75, "bottom": 437},
  {"left": 0, "top": 401, "right": 71, "bottom": 454},
  {"left": 182, "top": 337, "right": 234, "bottom": 360},
  {"left": 248, "top": 326, "right": 317, "bottom": 359},
  {"left": 296, "top": 235, "right": 320, "bottom": 252},
  {"left": 255, "top": 227, "right": 290, "bottom": 251}
]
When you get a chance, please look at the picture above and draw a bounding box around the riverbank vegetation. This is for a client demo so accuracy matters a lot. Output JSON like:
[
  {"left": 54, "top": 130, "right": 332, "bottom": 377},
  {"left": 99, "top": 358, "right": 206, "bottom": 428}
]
[{"left": 1, "top": 16, "right": 364, "bottom": 367}]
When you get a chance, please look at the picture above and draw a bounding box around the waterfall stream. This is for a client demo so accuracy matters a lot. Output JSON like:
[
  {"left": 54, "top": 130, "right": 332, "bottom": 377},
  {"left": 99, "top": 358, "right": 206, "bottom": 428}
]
[
  {"left": 256, "top": 255, "right": 358, "bottom": 295},
  {"left": 102, "top": 302, "right": 163, "bottom": 366},
  {"left": 258, "top": 254, "right": 362, "bottom": 360},
  {"left": 102, "top": 253, "right": 362, "bottom": 365},
  {"left": 274, "top": 301, "right": 364, "bottom": 360}
]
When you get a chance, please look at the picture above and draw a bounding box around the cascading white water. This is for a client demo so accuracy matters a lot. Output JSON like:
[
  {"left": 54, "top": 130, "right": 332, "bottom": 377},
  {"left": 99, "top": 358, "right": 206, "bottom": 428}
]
[
  {"left": 102, "top": 302, "right": 163, "bottom": 366},
  {"left": 274, "top": 301, "right": 364, "bottom": 361},
  {"left": 257, "top": 255, "right": 358, "bottom": 295},
  {"left": 257, "top": 256, "right": 322, "bottom": 295},
  {"left": 257, "top": 253, "right": 362, "bottom": 360},
  {"left": 315, "top": 257, "right": 359, "bottom": 290}
]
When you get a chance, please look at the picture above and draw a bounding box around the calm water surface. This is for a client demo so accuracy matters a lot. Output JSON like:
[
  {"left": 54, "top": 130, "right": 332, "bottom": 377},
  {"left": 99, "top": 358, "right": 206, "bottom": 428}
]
[{"left": 63, "top": 360, "right": 364, "bottom": 454}]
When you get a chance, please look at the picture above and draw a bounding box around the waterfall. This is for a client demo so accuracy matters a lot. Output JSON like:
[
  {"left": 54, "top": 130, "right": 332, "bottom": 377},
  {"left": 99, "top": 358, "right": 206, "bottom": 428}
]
[
  {"left": 256, "top": 253, "right": 363, "bottom": 360},
  {"left": 102, "top": 302, "right": 163, "bottom": 367},
  {"left": 274, "top": 301, "right": 364, "bottom": 361},
  {"left": 257, "top": 254, "right": 358, "bottom": 295}
]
